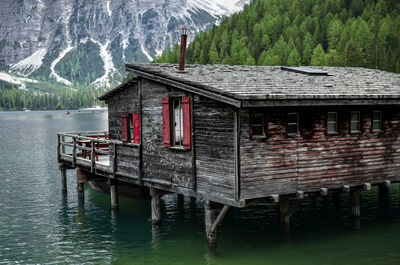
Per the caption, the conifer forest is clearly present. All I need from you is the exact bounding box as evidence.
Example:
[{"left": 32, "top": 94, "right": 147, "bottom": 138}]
[{"left": 155, "top": 0, "right": 400, "bottom": 74}]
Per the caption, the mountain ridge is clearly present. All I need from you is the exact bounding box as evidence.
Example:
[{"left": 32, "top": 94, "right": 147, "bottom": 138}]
[{"left": 0, "top": 0, "right": 250, "bottom": 87}]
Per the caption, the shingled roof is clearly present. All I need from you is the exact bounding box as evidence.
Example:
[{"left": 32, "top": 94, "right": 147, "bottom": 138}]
[{"left": 123, "top": 64, "right": 400, "bottom": 107}]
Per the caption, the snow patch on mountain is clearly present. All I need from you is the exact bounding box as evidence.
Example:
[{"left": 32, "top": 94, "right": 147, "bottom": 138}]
[
  {"left": 10, "top": 48, "right": 47, "bottom": 76},
  {"left": 50, "top": 47, "right": 74, "bottom": 86},
  {"left": 106, "top": 1, "right": 112, "bottom": 17},
  {"left": 188, "top": 0, "right": 250, "bottom": 17},
  {"left": 90, "top": 39, "right": 116, "bottom": 87},
  {"left": 0, "top": 72, "right": 38, "bottom": 89}
]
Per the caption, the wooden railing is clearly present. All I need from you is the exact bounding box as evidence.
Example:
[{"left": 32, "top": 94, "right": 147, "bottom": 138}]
[
  {"left": 57, "top": 131, "right": 112, "bottom": 173},
  {"left": 57, "top": 131, "right": 140, "bottom": 176}
]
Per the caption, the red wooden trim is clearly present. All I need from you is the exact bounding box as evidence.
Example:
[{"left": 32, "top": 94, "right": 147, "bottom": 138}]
[
  {"left": 182, "top": 96, "right": 191, "bottom": 149},
  {"left": 133, "top": 113, "right": 140, "bottom": 144},
  {"left": 121, "top": 113, "right": 128, "bottom": 142},
  {"left": 162, "top": 97, "right": 170, "bottom": 147}
]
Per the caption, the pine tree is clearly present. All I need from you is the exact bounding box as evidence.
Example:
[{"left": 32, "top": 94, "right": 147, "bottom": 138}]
[{"left": 310, "top": 44, "right": 327, "bottom": 65}]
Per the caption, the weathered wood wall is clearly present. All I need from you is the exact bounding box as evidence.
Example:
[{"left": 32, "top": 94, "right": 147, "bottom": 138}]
[
  {"left": 106, "top": 84, "right": 139, "bottom": 140},
  {"left": 141, "top": 79, "right": 194, "bottom": 189},
  {"left": 105, "top": 78, "right": 238, "bottom": 201},
  {"left": 240, "top": 106, "right": 400, "bottom": 200},
  {"left": 194, "top": 96, "right": 236, "bottom": 200}
]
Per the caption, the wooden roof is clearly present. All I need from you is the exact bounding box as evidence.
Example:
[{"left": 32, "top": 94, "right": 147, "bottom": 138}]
[{"left": 123, "top": 64, "right": 400, "bottom": 107}]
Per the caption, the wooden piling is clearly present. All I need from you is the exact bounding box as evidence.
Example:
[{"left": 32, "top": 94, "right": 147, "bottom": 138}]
[
  {"left": 177, "top": 193, "right": 184, "bottom": 208},
  {"left": 77, "top": 182, "right": 84, "bottom": 198},
  {"left": 59, "top": 164, "right": 67, "bottom": 193},
  {"left": 350, "top": 189, "right": 360, "bottom": 218},
  {"left": 110, "top": 179, "right": 119, "bottom": 210},
  {"left": 150, "top": 188, "right": 162, "bottom": 225},
  {"left": 204, "top": 200, "right": 217, "bottom": 249},
  {"left": 280, "top": 197, "right": 290, "bottom": 225}
]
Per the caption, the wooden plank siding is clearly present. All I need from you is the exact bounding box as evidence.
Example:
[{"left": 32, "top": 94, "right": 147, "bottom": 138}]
[
  {"left": 140, "top": 79, "right": 194, "bottom": 189},
  {"left": 194, "top": 96, "right": 236, "bottom": 200},
  {"left": 106, "top": 83, "right": 140, "bottom": 140},
  {"left": 103, "top": 78, "right": 238, "bottom": 201},
  {"left": 240, "top": 106, "right": 400, "bottom": 200}
]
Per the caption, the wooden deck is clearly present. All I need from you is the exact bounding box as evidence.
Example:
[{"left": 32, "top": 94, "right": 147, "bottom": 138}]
[
  {"left": 57, "top": 131, "right": 143, "bottom": 181},
  {"left": 57, "top": 131, "right": 112, "bottom": 175}
]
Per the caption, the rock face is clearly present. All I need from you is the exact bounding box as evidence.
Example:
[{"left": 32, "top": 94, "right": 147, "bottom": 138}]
[{"left": 0, "top": 0, "right": 249, "bottom": 86}]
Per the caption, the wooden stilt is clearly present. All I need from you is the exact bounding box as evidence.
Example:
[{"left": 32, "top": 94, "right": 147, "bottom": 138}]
[
  {"left": 280, "top": 197, "right": 290, "bottom": 225},
  {"left": 350, "top": 189, "right": 360, "bottom": 218},
  {"left": 76, "top": 169, "right": 88, "bottom": 198},
  {"left": 110, "top": 179, "right": 119, "bottom": 210},
  {"left": 205, "top": 200, "right": 217, "bottom": 249},
  {"left": 150, "top": 188, "right": 162, "bottom": 225},
  {"left": 59, "top": 164, "right": 67, "bottom": 193},
  {"left": 77, "top": 182, "right": 84, "bottom": 198},
  {"left": 379, "top": 180, "right": 390, "bottom": 195},
  {"left": 177, "top": 193, "right": 184, "bottom": 207}
]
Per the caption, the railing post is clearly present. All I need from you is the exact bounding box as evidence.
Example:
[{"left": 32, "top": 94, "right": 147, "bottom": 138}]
[
  {"left": 72, "top": 137, "right": 77, "bottom": 167},
  {"left": 91, "top": 139, "right": 95, "bottom": 173},
  {"left": 61, "top": 135, "right": 66, "bottom": 154},
  {"left": 57, "top": 134, "right": 61, "bottom": 161}
]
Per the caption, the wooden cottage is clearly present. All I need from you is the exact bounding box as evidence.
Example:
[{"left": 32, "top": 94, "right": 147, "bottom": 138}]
[{"left": 58, "top": 63, "right": 400, "bottom": 247}]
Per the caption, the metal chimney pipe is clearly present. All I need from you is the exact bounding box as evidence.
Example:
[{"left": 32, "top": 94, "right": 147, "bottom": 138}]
[{"left": 179, "top": 26, "right": 188, "bottom": 71}]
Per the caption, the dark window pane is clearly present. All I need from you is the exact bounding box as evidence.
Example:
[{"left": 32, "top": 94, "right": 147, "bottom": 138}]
[
  {"left": 351, "top": 121, "right": 360, "bottom": 131},
  {"left": 287, "top": 124, "right": 298, "bottom": 134},
  {"left": 287, "top": 113, "right": 298, "bottom": 123},
  {"left": 373, "top": 121, "right": 381, "bottom": 130},
  {"left": 373, "top": 111, "right": 381, "bottom": 121},
  {"left": 252, "top": 115, "right": 264, "bottom": 125},
  {"left": 351, "top": 112, "right": 360, "bottom": 122},
  {"left": 327, "top": 122, "right": 337, "bottom": 132},
  {"left": 327, "top": 112, "right": 336, "bottom": 122},
  {"left": 252, "top": 125, "right": 264, "bottom": 136}
]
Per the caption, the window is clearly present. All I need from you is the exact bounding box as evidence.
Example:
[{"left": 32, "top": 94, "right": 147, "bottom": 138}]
[
  {"left": 327, "top": 112, "right": 338, "bottom": 134},
  {"left": 372, "top": 111, "right": 382, "bottom": 131},
  {"left": 350, "top": 111, "right": 361, "bottom": 133},
  {"left": 251, "top": 113, "right": 266, "bottom": 138},
  {"left": 162, "top": 96, "right": 191, "bottom": 149},
  {"left": 121, "top": 113, "right": 140, "bottom": 143},
  {"left": 287, "top": 112, "right": 299, "bottom": 136},
  {"left": 172, "top": 98, "right": 184, "bottom": 146}
]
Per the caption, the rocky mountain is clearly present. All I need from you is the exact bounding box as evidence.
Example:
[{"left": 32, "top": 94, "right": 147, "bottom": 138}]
[{"left": 0, "top": 0, "right": 249, "bottom": 87}]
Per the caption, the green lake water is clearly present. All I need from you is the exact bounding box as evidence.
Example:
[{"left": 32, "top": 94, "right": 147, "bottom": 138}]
[{"left": 1, "top": 111, "right": 400, "bottom": 264}]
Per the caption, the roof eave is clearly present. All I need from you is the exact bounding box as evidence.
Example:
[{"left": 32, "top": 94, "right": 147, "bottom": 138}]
[
  {"left": 242, "top": 98, "right": 400, "bottom": 107},
  {"left": 98, "top": 78, "right": 138, "bottom": 101}
]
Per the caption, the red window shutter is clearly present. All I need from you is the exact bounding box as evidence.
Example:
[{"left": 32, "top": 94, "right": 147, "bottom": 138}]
[
  {"left": 133, "top": 113, "right": 140, "bottom": 144},
  {"left": 121, "top": 113, "right": 128, "bottom": 142},
  {"left": 182, "top": 96, "right": 191, "bottom": 149},
  {"left": 162, "top": 97, "right": 170, "bottom": 147}
]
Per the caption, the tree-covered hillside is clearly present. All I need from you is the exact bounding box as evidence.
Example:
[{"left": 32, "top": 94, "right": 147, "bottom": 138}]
[
  {"left": 154, "top": 0, "right": 400, "bottom": 73},
  {"left": 0, "top": 80, "right": 106, "bottom": 111}
]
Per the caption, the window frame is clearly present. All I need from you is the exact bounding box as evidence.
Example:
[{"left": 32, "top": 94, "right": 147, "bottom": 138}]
[
  {"left": 171, "top": 97, "right": 184, "bottom": 148},
  {"left": 350, "top": 111, "right": 361, "bottom": 134},
  {"left": 287, "top": 112, "right": 299, "bottom": 137},
  {"left": 250, "top": 113, "right": 266, "bottom": 139},
  {"left": 372, "top": 111, "right": 382, "bottom": 132},
  {"left": 327, "top": 112, "right": 338, "bottom": 135},
  {"left": 162, "top": 96, "right": 191, "bottom": 150},
  {"left": 128, "top": 113, "right": 134, "bottom": 142}
]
